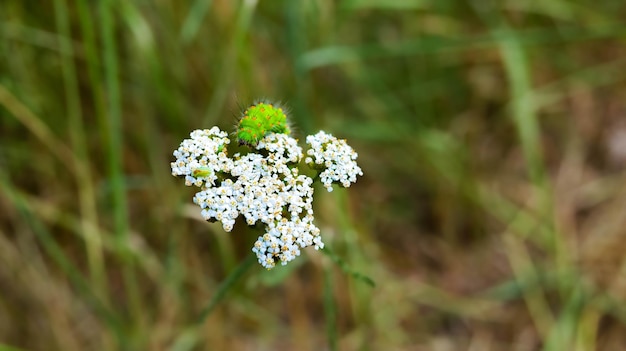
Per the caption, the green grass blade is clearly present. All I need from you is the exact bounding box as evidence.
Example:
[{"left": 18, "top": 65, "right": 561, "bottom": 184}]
[
  {"left": 180, "top": 0, "right": 213, "bottom": 44},
  {"left": 497, "top": 27, "right": 544, "bottom": 185},
  {"left": 99, "top": 0, "right": 142, "bottom": 342},
  {"left": 195, "top": 252, "right": 256, "bottom": 324},
  {"left": 53, "top": 0, "right": 107, "bottom": 302},
  {"left": 543, "top": 285, "right": 585, "bottom": 351},
  {"left": 324, "top": 266, "right": 338, "bottom": 351},
  {"left": 100, "top": 0, "right": 127, "bottom": 247}
]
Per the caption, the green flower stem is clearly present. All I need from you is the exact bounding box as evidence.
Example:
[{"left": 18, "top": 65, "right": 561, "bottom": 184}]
[{"left": 170, "top": 252, "right": 255, "bottom": 351}]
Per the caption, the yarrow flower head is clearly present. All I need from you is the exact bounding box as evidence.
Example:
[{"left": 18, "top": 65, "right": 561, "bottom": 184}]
[
  {"left": 170, "top": 127, "right": 232, "bottom": 188},
  {"left": 171, "top": 101, "right": 363, "bottom": 269},
  {"left": 305, "top": 131, "right": 363, "bottom": 192}
]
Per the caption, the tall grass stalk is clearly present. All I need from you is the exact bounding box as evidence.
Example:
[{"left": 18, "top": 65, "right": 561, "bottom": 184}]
[
  {"left": 98, "top": 0, "right": 142, "bottom": 345},
  {"left": 180, "top": 0, "right": 214, "bottom": 44},
  {"left": 324, "top": 266, "right": 338, "bottom": 351},
  {"left": 53, "top": 0, "right": 107, "bottom": 304}
]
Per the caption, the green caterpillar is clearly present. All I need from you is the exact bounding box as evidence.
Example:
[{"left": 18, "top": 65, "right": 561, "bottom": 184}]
[{"left": 237, "top": 102, "right": 291, "bottom": 146}]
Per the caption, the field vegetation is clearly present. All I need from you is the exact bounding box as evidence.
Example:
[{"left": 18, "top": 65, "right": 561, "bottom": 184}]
[{"left": 2, "top": 1, "right": 626, "bottom": 350}]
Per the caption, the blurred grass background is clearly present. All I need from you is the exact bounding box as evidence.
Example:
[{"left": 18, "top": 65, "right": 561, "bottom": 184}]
[{"left": 2, "top": 0, "right": 626, "bottom": 350}]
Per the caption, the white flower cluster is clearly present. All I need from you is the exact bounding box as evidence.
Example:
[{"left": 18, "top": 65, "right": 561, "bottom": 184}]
[
  {"left": 171, "top": 128, "right": 362, "bottom": 269},
  {"left": 305, "top": 131, "right": 363, "bottom": 192},
  {"left": 170, "top": 127, "right": 232, "bottom": 187}
]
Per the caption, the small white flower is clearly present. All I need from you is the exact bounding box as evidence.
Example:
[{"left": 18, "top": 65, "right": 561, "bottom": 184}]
[
  {"left": 305, "top": 131, "right": 363, "bottom": 192},
  {"left": 170, "top": 127, "right": 232, "bottom": 188},
  {"left": 256, "top": 133, "right": 303, "bottom": 164},
  {"left": 251, "top": 213, "right": 322, "bottom": 269}
]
